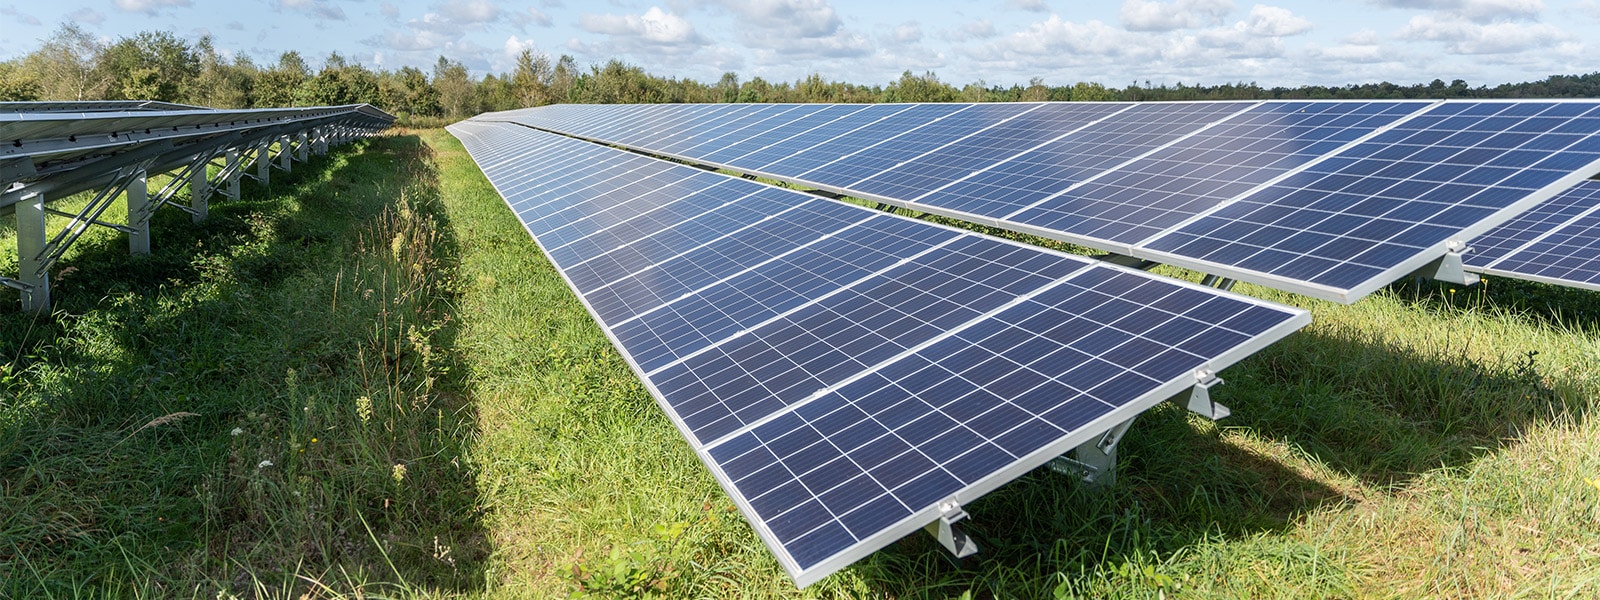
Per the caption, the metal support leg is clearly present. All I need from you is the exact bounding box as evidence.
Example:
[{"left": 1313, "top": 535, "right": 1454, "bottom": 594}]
[
  {"left": 256, "top": 140, "right": 271, "bottom": 187},
  {"left": 1048, "top": 418, "right": 1137, "bottom": 488},
  {"left": 315, "top": 128, "right": 328, "bottom": 154},
  {"left": 278, "top": 136, "right": 292, "bottom": 172},
  {"left": 1411, "top": 240, "right": 1480, "bottom": 286},
  {"left": 189, "top": 158, "right": 209, "bottom": 223},
  {"left": 16, "top": 193, "right": 49, "bottom": 312},
  {"left": 922, "top": 500, "right": 978, "bottom": 559},
  {"left": 127, "top": 170, "right": 150, "bottom": 255},
  {"left": 225, "top": 150, "right": 241, "bottom": 200},
  {"left": 296, "top": 131, "right": 309, "bottom": 162}
]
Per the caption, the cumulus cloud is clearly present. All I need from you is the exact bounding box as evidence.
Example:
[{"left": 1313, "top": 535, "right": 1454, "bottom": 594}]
[
  {"left": 579, "top": 6, "right": 707, "bottom": 51},
  {"left": 1400, "top": 12, "right": 1563, "bottom": 53},
  {"left": 716, "top": 0, "right": 843, "bottom": 38},
  {"left": 1119, "top": 0, "right": 1234, "bottom": 31},
  {"left": 1240, "top": 4, "right": 1311, "bottom": 36},
  {"left": 1371, "top": 0, "right": 1543, "bottom": 22},
  {"left": 113, "top": 0, "right": 190, "bottom": 15},
  {"left": 437, "top": 0, "right": 499, "bottom": 23},
  {"left": 511, "top": 7, "right": 554, "bottom": 28},
  {"left": 893, "top": 22, "right": 923, "bottom": 43},
  {"left": 959, "top": 19, "right": 999, "bottom": 39},
  {"left": 2, "top": 4, "right": 42, "bottom": 25},
  {"left": 278, "top": 0, "right": 346, "bottom": 21}
]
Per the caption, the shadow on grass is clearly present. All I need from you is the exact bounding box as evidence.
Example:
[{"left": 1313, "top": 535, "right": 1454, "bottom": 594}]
[
  {"left": 0, "top": 134, "right": 491, "bottom": 597},
  {"left": 843, "top": 284, "right": 1592, "bottom": 597}
]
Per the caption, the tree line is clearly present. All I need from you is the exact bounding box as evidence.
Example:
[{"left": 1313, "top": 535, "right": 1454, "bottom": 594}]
[{"left": 6, "top": 24, "right": 1600, "bottom": 121}]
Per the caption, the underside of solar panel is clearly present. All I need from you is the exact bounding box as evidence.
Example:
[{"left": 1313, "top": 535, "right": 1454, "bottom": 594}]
[
  {"left": 447, "top": 120, "right": 1310, "bottom": 586},
  {"left": 481, "top": 99, "right": 1600, "bottom": 303}
]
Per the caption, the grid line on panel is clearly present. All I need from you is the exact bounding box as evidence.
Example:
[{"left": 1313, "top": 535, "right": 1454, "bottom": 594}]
[
  {"left": 1140, "top": 100, "right": 1600, "bottom": 295},
  {"left": 1467, "top": 179, "right": 1600, "bottom": 269},
  {"left": 1009, "top": 101, "right": 1433, "bottom": 245},
  {"left": 732, "top": 105, "right": 920, "bottom": 172},
  {"left": 796, "top": 103, "right": 1042, "bottom": 189}
]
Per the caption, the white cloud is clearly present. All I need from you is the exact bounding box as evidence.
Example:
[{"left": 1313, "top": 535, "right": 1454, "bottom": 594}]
[
  {"left": 579, "top": 7, "right": 707, "bottom": 50},
  {"left": 511, "top": 7, "right": 554, "bottom": 28},
  {"left": 894, "top": 22, "right": 923, "bottom": 43},
  {"left": 113, "top": 0, "right": 190, "bottom": 15},
  {"left": 1009, "top": 0, "right": 1049, "bottom": 12},
  {"left": 1119, "top": 0, "right": 1234, "bottom": 31},
  {"left": 1400, "top": 12, "right": 1564, "bottom": 53},
  {"left": 381, "top": 2, "right": 400, "bottom": 20},
  {"left": 1240, "top": 5, "right": 1311, "bottom": 36},
  {"left": 1371, "top": 0, "right": 1543, "bottom": 22},
  {"left": 960, "top": 19, "right": 999, "bottom": 39},
  {"left": 278, "top": 0, "right": 346, "bottom": 21},
  {"left": 3, "top": 4, "right": 42, "bottom": 25},
  {"left": 504, "top": 35, "right": 540, "bottom": 58},
  {"left": 437, "top": 0, "right": 499, "bottom": 24},
  {"left": 716, "top": 0, "right": 842, "bottom": 37}
]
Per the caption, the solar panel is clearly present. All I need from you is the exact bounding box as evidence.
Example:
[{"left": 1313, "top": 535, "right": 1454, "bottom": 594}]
[
  {"left": 447, "top": 119, "right": 1309, "bottom": 587},
  {"left": 1464, "top": 179, "right": 1600, "bottom": 291},
  {"left": 1142, "top": 100, "right": 1600, "bottom": 300},
  {"left": 491, "top": 100, "right": 1600, "bottom": 303}
]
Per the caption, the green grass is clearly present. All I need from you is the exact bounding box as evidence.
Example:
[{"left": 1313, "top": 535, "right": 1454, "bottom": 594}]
[{"left": 4, "top": 129, "right": 1599, "bottom": 598}]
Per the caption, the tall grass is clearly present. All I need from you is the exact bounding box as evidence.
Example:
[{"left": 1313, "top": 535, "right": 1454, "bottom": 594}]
[
  {"left": 1, "top": 131, "right": 484, "bottom": 597},
  {"left": 4, "top": 130, "right": 1597, "bottom": 599}
]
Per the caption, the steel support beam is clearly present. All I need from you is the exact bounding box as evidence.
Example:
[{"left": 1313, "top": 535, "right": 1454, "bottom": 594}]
[
  {"left": 127, "top": 170, "right": 150, "bottom": 255},
  {"left": 278, "top": 135, "right": 292, "bottom": 172},
  {"left": 224, "top": 150, "right": 241, "bottom": 200},
  {"left": 189, "top": 155, "right": 209, "bottom": 223},
  {"left": 16, "top": 193, "right": 49, "bottom": 312},
  {"left": 296, "top": 130, "right": 309, "bottom": 162},
  {"left": 256, "top": 139, "right": 270, "bottom": 187}
]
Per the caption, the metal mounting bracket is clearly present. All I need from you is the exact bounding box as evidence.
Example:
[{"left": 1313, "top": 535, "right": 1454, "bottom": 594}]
[
  {"left": 1411, "top": 239, "right": 1480, "bottom": 286},
  {"left": 922, "top": 500, "right": 979, "bottom": 559},
  {"left": 1181, "top": 369, "right": 1229, "bottom": 420},
  {"left": 1095, "top": 253, "right": 1159, "bottom": 270},
  {"left": 1047, "top": 417, "right": 1137, "bottom": 488}
]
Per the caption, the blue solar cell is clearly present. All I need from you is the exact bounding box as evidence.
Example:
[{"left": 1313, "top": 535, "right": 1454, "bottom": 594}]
[
  {"left": 1143, "top": 101, "right": 1600, "bottom": 298},
  {"left": 1465, "top": 179, "right": 1600, "bottom": 291},
  {"left": 1006, "top": 101, "right": 1429, "bottom": 244},
  {"left": 450, "top": 116, "right": 1309, "bottom": 588},
  {"left": 799, "top": 103, "right": 1039, "bottom": 190},
  {"left": 842, "top": 103, "right": 1131, "bottom": 201},
  {"left": 914, "top": 101, "right": 1257, "bottom": 220}
]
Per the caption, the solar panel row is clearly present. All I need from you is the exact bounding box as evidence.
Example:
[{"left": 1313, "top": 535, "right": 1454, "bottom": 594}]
[
  {"left": 447, "top": 119, "right": 1309, "bottom": 587},
  {"left": 1465, "top": 179, "right": 1600, "bottom": 291},
  {"left": 486, "top": 100, "right": 1600, "bottom": 303}
]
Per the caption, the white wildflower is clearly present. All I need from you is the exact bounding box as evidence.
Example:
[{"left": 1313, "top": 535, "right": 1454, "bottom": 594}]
[
  {"left": 257, "top": 460, "right": 274, "bottom": 469},
  {"left": 231, "top": 427, "right": 243, "bottom": 436}
]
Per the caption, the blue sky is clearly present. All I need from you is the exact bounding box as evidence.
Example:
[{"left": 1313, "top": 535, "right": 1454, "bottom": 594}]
[{"left": 3, "top": 0, "right": 1599, "bottom": 88}]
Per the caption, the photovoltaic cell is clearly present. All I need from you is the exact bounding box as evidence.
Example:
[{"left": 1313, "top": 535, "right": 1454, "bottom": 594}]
[
  {"left": 486, "top": 99, "right": 1600, "bottom": 302},
  {"left": 912, "top": 101, "right": 1258, "bottom": 220},
  {"left": 1465, "top": 179, "right": 1600, "bottom": 291},
  {"left": 447, "top": 118, "right": 1308, "bottom": 587},
  {"left": 1143, "top": 101, "right": 1600, "bottom": 299},
  {"left": 1006, "top": 101, "right": 1430, "bottom": 245}
]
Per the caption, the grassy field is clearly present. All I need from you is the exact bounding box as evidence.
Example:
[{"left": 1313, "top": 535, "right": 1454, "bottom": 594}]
[{"left": 2, "top": 129, "right": 1598, "bottom": 598}]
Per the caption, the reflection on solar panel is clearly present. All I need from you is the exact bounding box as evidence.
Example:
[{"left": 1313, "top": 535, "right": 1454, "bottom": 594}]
[
  {"left": 447, "top": 119, "right": 1309, "bottom": 587},
  {"left": 485, "top": 100, "right": 1600, "bottom": 303},
  {"left": 1465, "top": 179, "right": 1600, "bottom": 291}
]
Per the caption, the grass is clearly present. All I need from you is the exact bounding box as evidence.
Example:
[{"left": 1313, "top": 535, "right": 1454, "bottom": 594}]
[{"left": 3, "top": 128, "right": 1598, "bottom": 598}]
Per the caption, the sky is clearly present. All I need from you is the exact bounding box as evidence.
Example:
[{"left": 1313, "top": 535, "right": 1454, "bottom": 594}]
[{"left": 3, "top": 0, "right": 1600, "bottom": 89}]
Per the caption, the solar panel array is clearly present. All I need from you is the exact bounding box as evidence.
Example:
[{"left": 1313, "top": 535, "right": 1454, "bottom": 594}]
[
  {"left": 1465, "top": 179, "right": 1600, "bottom": 291},
  {"left": 484, "top": 100, "right": 1600, "bottom": 303},
  {"left": 447, "top": 119, "right": 1309, "bottom": 587}
]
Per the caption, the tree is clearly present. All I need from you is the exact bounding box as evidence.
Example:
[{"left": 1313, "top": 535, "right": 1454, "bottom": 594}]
[
  {"left": 255, "top": 51, "right": 309, "bottom": 107},
  {"left": 99, "top": 30, "right": 201, "bottom": 102},
  {"left": 882, "top": 70, "right": 957, "bottom": 103},
  {"left": 1068, "top": 81, "right": 1117, "bottom": 101},
  {"left": 433, "top": 56, "right": 477, "bottom": 118},
  {"left": 188, "top": 36, "right": 254, "bottom": 108},
  {"left": 0, "top": 61, "right": 42, "bottom": 101},
  {"left": 21, "top": 24, "right": 110, "bottom": 100},
  {"left": 511, "top": 49, "right": 554, "bottom": 107}
]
